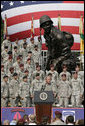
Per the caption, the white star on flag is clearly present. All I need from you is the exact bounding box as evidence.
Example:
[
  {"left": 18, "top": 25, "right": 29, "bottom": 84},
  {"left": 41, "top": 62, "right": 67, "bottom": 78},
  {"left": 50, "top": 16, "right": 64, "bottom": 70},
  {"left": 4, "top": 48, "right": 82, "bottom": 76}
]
[
  {"left": 1, "top": 4, "right": 3, "bottom": 9},
  {"left": 32, "top": 1, "right": 36, "bottom": 2},
  {"left": 9, "top": 1, "right": 14, "bottom": 6},
  {"left": 20, "top": 1, "right": 24, "bottom": 4}
]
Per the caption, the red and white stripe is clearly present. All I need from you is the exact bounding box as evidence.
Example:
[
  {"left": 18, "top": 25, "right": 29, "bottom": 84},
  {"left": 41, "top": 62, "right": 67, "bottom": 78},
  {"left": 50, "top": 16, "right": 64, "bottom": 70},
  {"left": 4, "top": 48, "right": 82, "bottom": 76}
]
[{"left": 1, "top": 1, "right": 84, "bottom": 50}]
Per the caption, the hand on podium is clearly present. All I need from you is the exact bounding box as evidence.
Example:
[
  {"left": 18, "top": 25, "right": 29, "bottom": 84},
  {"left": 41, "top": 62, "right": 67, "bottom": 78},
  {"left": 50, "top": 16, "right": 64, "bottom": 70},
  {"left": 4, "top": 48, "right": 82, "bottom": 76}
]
[
  {"left": 30, "top": 95, "right": 34, "bottom": 98},
  {"left": 53, "top": 92, "right": 57, "bottom": 98},
  {"left": 21, "top": 97, "right": 24, "bottom": 100}
]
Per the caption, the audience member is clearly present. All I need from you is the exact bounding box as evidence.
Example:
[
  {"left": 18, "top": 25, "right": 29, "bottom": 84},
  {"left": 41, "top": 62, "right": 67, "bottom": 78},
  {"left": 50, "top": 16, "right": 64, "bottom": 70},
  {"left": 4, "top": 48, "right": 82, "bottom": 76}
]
[
  {"left": 50, "top": 111, "right": 66, "bottom": 125},
  {"left": 66, "top": 115, "right": 75, "bottom": 125}
]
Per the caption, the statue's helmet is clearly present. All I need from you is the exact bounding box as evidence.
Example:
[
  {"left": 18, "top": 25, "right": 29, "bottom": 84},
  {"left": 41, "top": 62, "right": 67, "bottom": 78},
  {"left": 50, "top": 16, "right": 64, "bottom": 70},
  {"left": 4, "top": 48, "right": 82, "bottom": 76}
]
[{"left": 40, "top": 15, "right": 53, "bottom": 28}]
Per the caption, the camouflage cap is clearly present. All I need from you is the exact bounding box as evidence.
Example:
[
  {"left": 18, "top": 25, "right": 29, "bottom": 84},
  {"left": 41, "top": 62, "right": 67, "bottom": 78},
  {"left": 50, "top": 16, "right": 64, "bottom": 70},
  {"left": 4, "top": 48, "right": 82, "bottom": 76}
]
[
  {"left": 3, "top": 75, "right": 8, "bottom": 78},
  {"left": 4, "top": 46, "right": 8, "bottom": 49},
  {"left": 8, "top": 56, "right": 12, "bottom": 59},
  {"left": 9, "top": 67, "right": 14, "bottom": 71},
  {"left": 13, "top": 73, "right": 18, "bottom": 76},
  {"left": 61, "top": 73, "right": 66, "bottom": 77},
  {"left": 27, "top": 58, "right": 31, "bottom": 61},
  {"left": 36, "top": 73, "right": 40, "bottom": 77},
  {"left": 71, "top": 71, "right": 78, "bottom": 74},
  {"left": 23, "top": 76, "right": 27, "bottom": 79},
  {"left": 28, "top": 51, "right": 32, "bottom": 54},
  {"left": 1, "top": 65, "right": 4, "bottom": 68},
  {"left": 14, "top": 46, "right": 17, "bottom": 49},
  {"left": 19, "top": 64, "right": 24, "bottom": 67},
  {"left": 8, "top": 51, "right": 12, "bottom": 54}
]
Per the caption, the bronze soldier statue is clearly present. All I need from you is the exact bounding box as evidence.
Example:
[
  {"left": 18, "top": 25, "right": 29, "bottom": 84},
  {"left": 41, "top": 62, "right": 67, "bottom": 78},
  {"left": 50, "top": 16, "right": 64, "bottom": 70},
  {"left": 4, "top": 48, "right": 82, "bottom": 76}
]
[{"left": 40, "top": 15, "right": 78, "bottom": 73}]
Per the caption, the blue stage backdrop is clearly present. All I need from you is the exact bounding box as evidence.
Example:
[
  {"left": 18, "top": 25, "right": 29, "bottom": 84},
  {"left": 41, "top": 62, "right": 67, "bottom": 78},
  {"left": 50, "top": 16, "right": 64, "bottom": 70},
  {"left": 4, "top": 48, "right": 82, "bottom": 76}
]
[
  {"left": 1, "top": 107, "right": 34, "bottom": 123},
  {"left": 52, "top": 108, "right": 84, "bottom": 122},
  {"left": 1, "top": 107, "right": 84, "bottom": 123}
]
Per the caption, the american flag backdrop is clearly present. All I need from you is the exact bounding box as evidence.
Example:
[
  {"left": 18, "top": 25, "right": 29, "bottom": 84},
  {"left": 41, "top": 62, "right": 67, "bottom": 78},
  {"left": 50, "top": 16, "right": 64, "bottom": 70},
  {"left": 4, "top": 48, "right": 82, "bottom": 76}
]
[{"left": 1, "top": 1, "right": 84, "bottom": 50}]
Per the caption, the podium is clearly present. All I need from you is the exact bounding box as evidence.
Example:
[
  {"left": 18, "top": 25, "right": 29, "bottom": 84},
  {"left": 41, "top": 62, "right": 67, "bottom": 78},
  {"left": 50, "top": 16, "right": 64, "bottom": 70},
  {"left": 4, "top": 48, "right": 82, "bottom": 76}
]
[{"left": 34, "top": 91, "right": 54, "bottom": 124}]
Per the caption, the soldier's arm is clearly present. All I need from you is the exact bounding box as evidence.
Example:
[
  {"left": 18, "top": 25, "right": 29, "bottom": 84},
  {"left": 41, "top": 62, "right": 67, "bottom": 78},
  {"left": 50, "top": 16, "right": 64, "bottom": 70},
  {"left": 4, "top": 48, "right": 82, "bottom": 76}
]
[
  {"left": 79, "top": 79, "right": 84, "bottom": 95},
  {"left": 37, "top": 40, "right": 42, "bottom": 51},
  {"left": 30, "top": 82, "right": 34, "bottom": 97},
  {"left": 46, "top": 70, "right": 49, "bottom": 76},
  {"left": 9, "top": 84, "right": 14, "bottom": 98},
  {"left": 52, "top": 84, "right": 57, "bottom": 97},
  {"left": 3, "top": 88, "right": 8, "bottom": 98},
  {"left": 56, "top": 80, "right": 60, "bottom": 87},
  {"left": 1, "top": 42, "right": 4, "bottom": 51},
  {"left": 13, "top": 63, "right": 16, "bottom": 72},
  {"left": 42, "top": 71, "right": 45, "bottom": 79},
  {"left": 27, "top": 43, "right": 30, "bottom": 50},
  {"left": 5, "top": 62, "right": 9, "bottom": 73},
  {"left": 55, "top": 72, "right": 59, "bottom": 82},
  {"left": 41, "top": 82, "right": 46, "bottom": 91},
  {"left": 68, "top": 72, "right": 71, "bottom": 81},
  {"left": 32, "top": 72, "right": 35, "bottom": 80},
  {"left": 59, "top": 73, "right": 62, "bottom": 80},
  {"left": 68, "top": 82, "right": 72, "bottom": 97},
  {"left": 1, "top": 83, "right": 5, "bottom": 98},
  {"left": 1, "top": 84, "right": 4, "bottom": 98},
  {"left": 26, "top": 86, "right": 30, "bottom": 98}
]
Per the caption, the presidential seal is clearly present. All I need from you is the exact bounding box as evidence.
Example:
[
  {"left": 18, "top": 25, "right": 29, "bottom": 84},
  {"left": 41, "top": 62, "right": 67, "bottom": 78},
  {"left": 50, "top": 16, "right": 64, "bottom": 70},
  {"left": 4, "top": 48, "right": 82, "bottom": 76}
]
[{"left": 40, "top": 92, "right": 48, "bottom": 101}]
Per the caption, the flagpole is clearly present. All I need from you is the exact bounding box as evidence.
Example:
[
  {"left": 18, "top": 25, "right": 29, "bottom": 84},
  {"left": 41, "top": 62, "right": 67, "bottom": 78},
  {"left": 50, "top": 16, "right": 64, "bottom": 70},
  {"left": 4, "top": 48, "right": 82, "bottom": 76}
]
[
  {"left": 80, "top": 45, "right": 82, "bottom": 70},
  {"left": 58, "top": 14, "right": 61, "bottom": 31},
  {"left": 4, "top": 14, "right": 8, "bottom": 40},
  {"left": 40, "top": 28, "right": 42, "bottom": 44},
  {"left": 79, "top": 14, "right": 84, "bottom": 70},
  {"left": 31, "top": 14, "right": 34, "bottom": 39}
]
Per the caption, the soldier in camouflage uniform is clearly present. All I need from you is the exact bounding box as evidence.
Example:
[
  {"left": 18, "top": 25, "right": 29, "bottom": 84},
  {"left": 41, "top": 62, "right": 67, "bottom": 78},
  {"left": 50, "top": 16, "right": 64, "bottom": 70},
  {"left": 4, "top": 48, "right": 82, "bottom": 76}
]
[
  {"left": 59, "top": 65, "right": 71, "bottom": 82},
  {"left": 19, "top": 76, "right": 31, "bottom": 107},
  {"left": 47, "top": 73, "right": 57, "bottom": 87},
  {"left": 5, "top": 56, "right": 13, "bottom": 74},
  {"left": 18, "top": 64, "right": 25, "bottom": 82},
  {"left": 37, "top": 36, "right": 42, "bottom": 50},
  {"left": 27, "top": 38, "right": 35, "bottom": 51},
  {"left": 13, "top": 56, "right": 22, "bottom": 73},
  {"left": 32, "top": 65, "right": 45, "bottom": 82},
  {"left": 57, "top": 73, "right": 71, "bottom": 108},
  {"left": 75, "top": 65, "right": 84, "bottom": 86},
  {"left": 8, "top": 67, "right": 14, "bottom": 83},
  {"left": 9, "top": 73, "right": 20, "bottom": 106},
  {"left": 1, "top": 35, "right": 12, "bottom": 52},
  {"left": 1, "top": 46, "right": 9, "bottom": 64},
  {"left": 30, "top": 73, "right": 43, "bottom": 106},
  {"left": 20, "top": 38, "right": 28, "bottom": 49},
  {"left": 41, "top": 76, "right": 57, "bottom": 99},
  {"left": 1, "top": 75, "right": 9, "bottom": 107},
  {"left": 25, "top": 58, "right": 35, "bottom": 76},
  {"left": 46, "top": 64, "right": 59, "bottom": 84},
  {"left": 71, "top": 71, "right": 84, "bottom": 107},
  {"left": 18, "top": 54, "right": 24, "bottom": 64},
  {"left": 13, "top": 46, "right": 20, "bottom": 63},
  {"left": 1, "top": 65, "right": 6, "bottom": 83},
  {"left": 47, "top": 73, "right": 58, "bottom": 105},
  {"left": 20, "top": 43, "right": 28, "bottom": 62},
  {"left": 25, "top": 51, "right": 35, "bottom": 66},
  {"left": 24, "top": 69, "right": 32, "bottom": 85},
  {"left": 12, "top": 38, "right": 20, "bottom": 52},
  {"left": 32, "top": 45, "right": 41, "bottom": 65}
]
